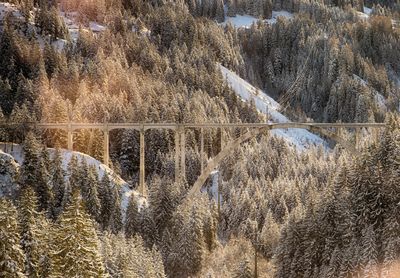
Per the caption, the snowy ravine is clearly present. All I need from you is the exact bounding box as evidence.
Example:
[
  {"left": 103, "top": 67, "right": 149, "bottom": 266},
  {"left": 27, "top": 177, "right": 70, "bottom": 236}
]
[
  {"left": 0, "top": 144, "right": 144, "bottom": 220},
  {"left": 219, "top": 64, "right": 326, "bottom": 150}
]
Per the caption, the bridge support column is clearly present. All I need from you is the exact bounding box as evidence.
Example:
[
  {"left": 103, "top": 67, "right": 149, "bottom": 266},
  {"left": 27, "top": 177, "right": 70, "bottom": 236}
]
[
  {"left": 355, "top": 128, "right": 360, "bottom": 150},
  {"left": 175, "top": 129, "right": 180, "bottom": 183},
  {"left": 200, "top": 128, "right": 204, "bottom": 174},
  {"left": 67, "top": 126, "right": 73, "bottom": 151},
  {"left": 103, "top": 128, "right": 109, "bottom": 167},
  {"left": 139, "top": 128, "right": 147, "bottom": 196},
  {"left": 220, "top": 127, "right": 224, "bottom": 151},
  {"left": 180, "top": 127, "right": 186, "bottom": 182}
]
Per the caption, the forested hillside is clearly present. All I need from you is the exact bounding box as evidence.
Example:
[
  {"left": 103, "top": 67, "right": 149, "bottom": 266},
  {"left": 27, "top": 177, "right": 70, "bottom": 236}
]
[{"left": 0, "top": 0, "right": 399, "bottom": 277}]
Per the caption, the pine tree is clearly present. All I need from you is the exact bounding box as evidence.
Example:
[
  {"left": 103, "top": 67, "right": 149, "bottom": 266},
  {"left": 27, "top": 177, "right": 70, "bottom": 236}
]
[
  {"left": 17, "top": 188, "right": 49, "bottom": 278},
  {"left": 140, "top": 206, "right": 157, "bottom": 248},
  {"left": 20, "top": 132, "right": 41, "bottom": 190},
  {"left": 83, "top": 165, "right": 101, "bottom": 221},
  {"left": 125, "top": 194, "right": 140, "bottom": 238},
  {"left": 51, "top": 191, "right": 105, "bottom": 277},
  {"left": 36, "top": 157, "right": 52, "bottom": 212},
  {"left": 177, "top": 204, "right": 205, "bottom": 276},
  {"left": 50, "top": 148, "right": 65, "bottom": 219},
  {"left": 110, "top": 184, "right": 123, "bottom": 234},
  {"left": 0, "top": 198, "right": 26, "bottom": 277},
  {"left": 98, "top": 173, "right": 113, "bottom": 230},
  {"left": 233, "top": 258, "right": 253, "bottom": 278},
  {"left": 67, "top": 154, "right": 80, "bottom": 192}
]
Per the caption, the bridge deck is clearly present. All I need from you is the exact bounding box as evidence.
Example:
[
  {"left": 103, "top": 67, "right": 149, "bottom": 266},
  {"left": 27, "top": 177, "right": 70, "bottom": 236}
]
[{"left": 0, "top": 122, "right": 388, "bottom": 130}]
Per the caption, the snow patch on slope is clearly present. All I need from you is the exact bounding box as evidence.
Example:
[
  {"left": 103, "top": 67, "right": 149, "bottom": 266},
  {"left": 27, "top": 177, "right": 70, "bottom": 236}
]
[
  {"left": 201, "top": 170, "right": 220, "bottom": 203},
  {"left": 222, "top": 10, "right": 293, "bottom": 28},
  {"left": 219, "top": 64, "right": 326, "bottom": 150},
  {"left": 0, "top": 143, "right": 144, "bottom": 220}
]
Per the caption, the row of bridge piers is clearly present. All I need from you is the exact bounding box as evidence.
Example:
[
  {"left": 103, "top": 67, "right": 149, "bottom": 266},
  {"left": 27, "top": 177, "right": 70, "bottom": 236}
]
[{"left": 31, "top": 122, "right": 388, "bottom": 197}]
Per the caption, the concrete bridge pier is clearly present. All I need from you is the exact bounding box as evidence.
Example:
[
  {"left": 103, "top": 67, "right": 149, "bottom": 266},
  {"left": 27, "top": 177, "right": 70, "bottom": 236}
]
[
  {"left": 175, "top": 129, "right": 180, "bottom": 183},
  {"left": 180, "top": 127, "right": 186, "bottom": 182},
  {"left": 200, "top": 127, "right": 204, "bottom": 174},
  {"left": 67, "top": 125, "right": 73, "bottom": 151},
  {"left": 103, "top": 128, "right": 109, "bottom": 167},
  {"left": 355, "top": 128, "right": 360, "bottom": 150},
  {"left": 139, "top": 127, "right": 147, "bottom": 196}
]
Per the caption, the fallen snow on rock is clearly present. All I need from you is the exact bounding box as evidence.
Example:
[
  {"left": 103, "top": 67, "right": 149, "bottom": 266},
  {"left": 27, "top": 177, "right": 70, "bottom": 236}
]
[
  {"left": 0, "top": 149, "right": 20, "bottom": 198},
  {"left": 219, "top": 64, "right": 326, "bottom": 150}
]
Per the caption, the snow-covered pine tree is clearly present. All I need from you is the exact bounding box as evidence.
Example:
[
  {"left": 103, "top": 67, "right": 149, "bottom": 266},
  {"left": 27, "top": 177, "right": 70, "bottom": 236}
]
[
  {"left": 67, "top": 154, "right": 80, "bottom": 192},
  {"left": 20, "top": 132, "right": 41, "bottom": 189},
  {"left": 110, "top": 184, "right": 123, "bottom": 234},
  {"left": 51, "top": 190, "right": 105, "bottom": 277},
  {"left": 233, "top": 258, "right": 253, "bottom": 278},
  {"left": 98, "top": 172, "right": 113, "bottom": 230},
  {"left": 17, "top": 187, "right": 50, "bottom": 277},
  {"left": 50, "top": 147, "right": 65, "bottom": 219},
  {"left": 149, "top": 176, "right": 181, "bottom": 237},
  {"left": 84, "top": 165, "right": 101, "bottom": 221},
  {"left": 140, "top": 206, "right": 157, "bottom": 248},
  {"left": 36, "top": 156, "right": 52, "bottom": 212},
  {"left": 0, "top": 198, "right": 26, "bottom": 277},
  {"left": 125, "top": 194, "right": 140, "bottom": 238},
  {"left": 177, "top": 204, "right": 206, "bottom": 276}
]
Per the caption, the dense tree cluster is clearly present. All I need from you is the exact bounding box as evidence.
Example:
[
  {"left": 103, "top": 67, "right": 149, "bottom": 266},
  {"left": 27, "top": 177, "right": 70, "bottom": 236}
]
[
  {"left": 275, "top": 115, "right": 400, "bottom": 277},
  {"left": 0, "top": 0, "right": 399, "bottom": 277},
  {"left": 237, "top": 2, "right": 400, "bottom": 123}
]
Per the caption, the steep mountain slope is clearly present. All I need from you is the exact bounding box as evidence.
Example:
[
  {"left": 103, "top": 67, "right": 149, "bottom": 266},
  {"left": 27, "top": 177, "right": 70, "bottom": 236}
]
[
  {"left": 219, "top": 64, "right": 326, "bottom": 150},
  {"left": 0, "top": 144, "right": 144, "bottom": 218}
]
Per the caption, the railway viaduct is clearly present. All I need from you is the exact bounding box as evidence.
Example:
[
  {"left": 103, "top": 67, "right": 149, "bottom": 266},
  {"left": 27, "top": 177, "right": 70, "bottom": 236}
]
[{"left": 3, "top": 122, "right": 387, "bottom": 197}]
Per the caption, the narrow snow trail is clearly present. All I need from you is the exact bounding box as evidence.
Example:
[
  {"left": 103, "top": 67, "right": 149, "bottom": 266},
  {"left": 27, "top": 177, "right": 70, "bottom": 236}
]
[{"left": 219, "top": 64, "right": 327, "bottom": 150}]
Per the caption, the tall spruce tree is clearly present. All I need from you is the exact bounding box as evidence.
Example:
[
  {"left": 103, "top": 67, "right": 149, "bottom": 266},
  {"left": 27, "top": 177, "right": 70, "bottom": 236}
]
[
  {"left": 20, "top": 132, "right": 41, "bottom": 190},
  {"left": 51, "top": 191, "right": 105, "bottom": 277},
  {"left": 50, "top": 147, "right": 66, "bottom": 219},
  {"left": 0, "top": 198, "right": 26, "bottom": 277},
  {"left": 125, "top": 194, "right": 140, "bottom": 238}
]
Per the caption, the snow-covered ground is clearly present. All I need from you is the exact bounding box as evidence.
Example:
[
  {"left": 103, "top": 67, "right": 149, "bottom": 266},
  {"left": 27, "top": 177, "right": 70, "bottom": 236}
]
[
  {"left": 0, "top": 2, "right": 23, "bottom": 22},
  {"left": 0, "top": 143, "right": 145, "bottom": 220},
  {"left": 59, "top": 11, "right": 107, "bottom": 44},
  {"left": 201, "top": 170, "right": 220, "bottom": 203},
  {"left": 222, "top": 10, "right": 293, "bottom": 28},
  {"left": 357, "top": 6, "right": 373, "bottom": 20},
  {"left": 219, "top": 64, "right": 326, "bottom": 150}
]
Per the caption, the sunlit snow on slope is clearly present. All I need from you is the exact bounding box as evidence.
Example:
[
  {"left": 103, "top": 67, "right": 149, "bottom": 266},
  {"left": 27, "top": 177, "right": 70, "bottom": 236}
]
[
  {"left": 0, "top": 143, "right": 145, "bottom": 220},
  {"left": 364, "top": 6, "right": 372, "bottom": 15},
  {"left": 222, "top": 10, "right": 293, "bottom": 28},
  {"left": 219, "top": 64, "right": 326, "bottom": 150},
  {"left": 357, "top": 6, "right": 372, "bottom": 20}
]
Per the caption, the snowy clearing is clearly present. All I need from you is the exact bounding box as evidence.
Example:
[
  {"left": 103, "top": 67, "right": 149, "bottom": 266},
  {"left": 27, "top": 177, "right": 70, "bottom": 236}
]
[
  {"left": 221, "top": 10, "right": 293, "bottom": 28},
  {"left": 357, "top": 6, "right": 372, "bottom": 20},
  {"left": 219, "top": 64, "right": 326, "bottom": 150}
]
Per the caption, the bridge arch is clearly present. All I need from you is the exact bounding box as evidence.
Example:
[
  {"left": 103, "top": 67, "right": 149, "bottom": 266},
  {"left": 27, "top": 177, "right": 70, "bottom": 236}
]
[{"left": 186, "top": 124, "right": 359, "bottom": 199}]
